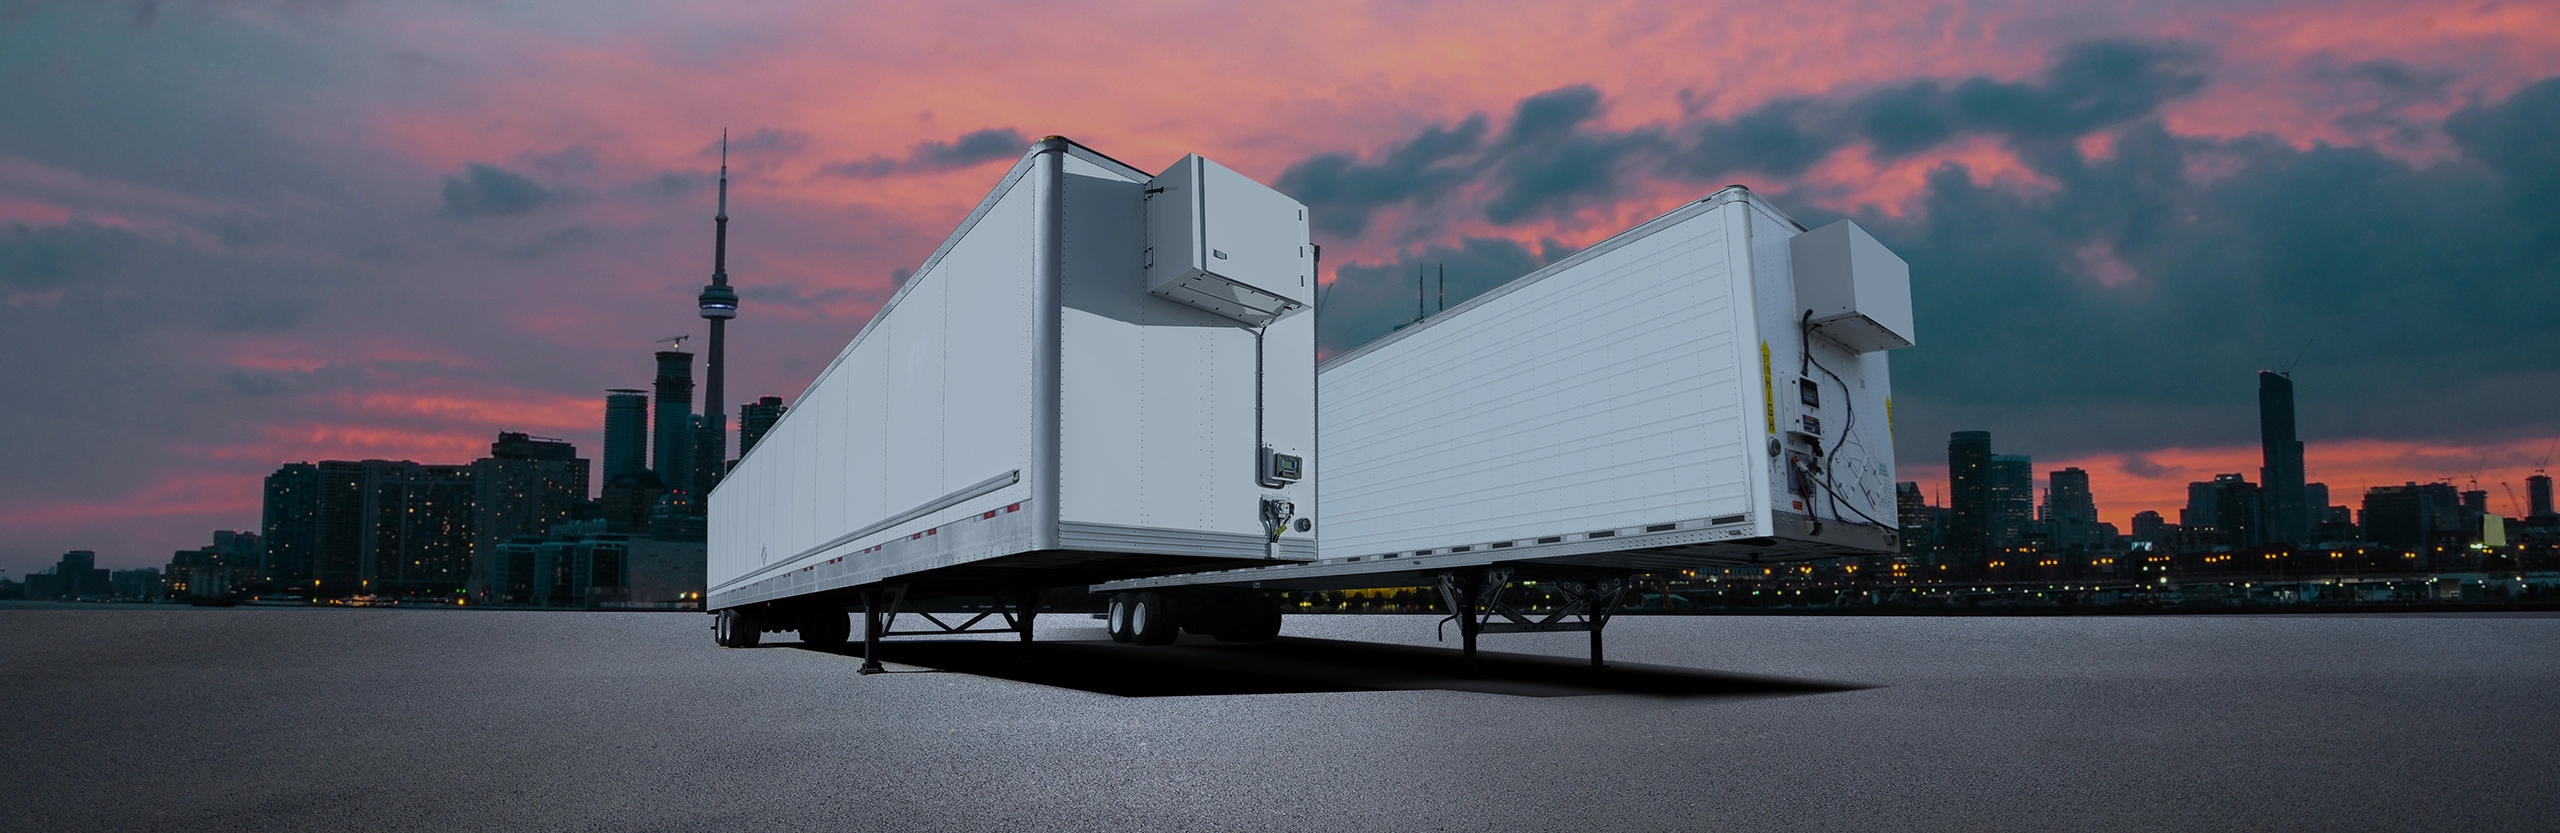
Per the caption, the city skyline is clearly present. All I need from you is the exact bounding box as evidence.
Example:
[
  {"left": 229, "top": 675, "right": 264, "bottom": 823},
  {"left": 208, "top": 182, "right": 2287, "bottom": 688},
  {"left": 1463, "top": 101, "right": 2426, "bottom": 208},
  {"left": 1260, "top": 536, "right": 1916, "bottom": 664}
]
[{"left": 6, "top": 2, "right": 2560, "bottom": 574}]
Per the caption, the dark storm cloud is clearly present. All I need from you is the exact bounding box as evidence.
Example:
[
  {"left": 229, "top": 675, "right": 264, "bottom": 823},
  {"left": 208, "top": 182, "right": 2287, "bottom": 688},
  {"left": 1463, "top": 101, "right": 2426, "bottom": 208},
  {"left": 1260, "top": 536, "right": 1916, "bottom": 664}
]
[
  {"left": 1869, "top": 82, "right": 2560, "bottom": 456},
  {"left": 1274, "top": 115, "right": 1487, "bottom": 239},
  {"left": 2445, "top": 77, "right": 2560, "bottom": 240},
  {"left": 438, "top": 163, "right": 556, "bottom": 218},
  {"left": 1677, "top": 97, "right": 1845, "bottom": 177},
  {"left": 1320, "top": 236, "right": 1555, "bottom": 358},
  {"left": 0, "top": 221, "right": 142, "bottom": 287},
  {"left": 1298, "top": 41, "right": 2560, "bottom": 457},
  {"left": 1483, "top": 86, "right": 1668, "bottom": 224},
  {"left": 1283, "top": 40, "right": 2210, "bottom": 239},
  {"left": 1670, "top": 39, "right": 2208, "bottom": 179},
  {"left": 818, "top": 127, "right": 1031, "bottom": 179}
]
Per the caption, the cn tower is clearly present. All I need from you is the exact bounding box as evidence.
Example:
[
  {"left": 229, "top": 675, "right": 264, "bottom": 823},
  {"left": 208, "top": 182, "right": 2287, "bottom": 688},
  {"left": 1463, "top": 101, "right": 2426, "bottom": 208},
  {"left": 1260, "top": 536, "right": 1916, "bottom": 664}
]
[{"left": 696, "top": 132, "right": 740, "bottom": 493}]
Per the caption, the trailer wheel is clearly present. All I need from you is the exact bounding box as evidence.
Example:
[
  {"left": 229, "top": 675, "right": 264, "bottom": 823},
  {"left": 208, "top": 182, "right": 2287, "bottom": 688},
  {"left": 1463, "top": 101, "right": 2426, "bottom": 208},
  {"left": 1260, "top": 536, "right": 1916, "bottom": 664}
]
[
  {"left": 1211, "top": 596, "right": 1282, "bottom": 643},
  {"left": 716, "top": 608, "right": 761, "bottom": 648},
  {"left": 1130, "top": 591, "right": 1177, "bottom": 646},
  {"left": 800, "top": 608, "right": 851, "bottom": 648},
  {"left": 1106, "top": 595, "right": 1134, "bottom": 643}
]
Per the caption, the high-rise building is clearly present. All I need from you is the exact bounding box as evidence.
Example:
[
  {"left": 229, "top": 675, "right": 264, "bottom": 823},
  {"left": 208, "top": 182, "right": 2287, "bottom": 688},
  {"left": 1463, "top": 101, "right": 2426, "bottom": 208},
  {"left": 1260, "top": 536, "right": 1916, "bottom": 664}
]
[
  {"left": 2130, "top": 510, "right": 2168, "bottom": 543},
  {"left": 2531, "top": 473, "right": 2555, "bottom": 521},
  {"left": 261, "top": 463, "right": 320, "bottom": 586},
  {"left": 2182, "top": 481, "right": 2219, "bottom": 530},
  {"left": 2305, "top": 482, "right": 2330, "bottom": 517},
  {"left": 471, "top": 433, "right": 591, "bottom": 601},
  {"left": 2362, "top": 482, "right": 2462, "bottom": 552},
  {"left": 689, "top": 414, "right": 722, "bottom": 500},
  {"left": 653, "top": 350, "right": 695, "bottom": 493},
  {"left": 362, "top": 462, "right": 478, "bottom": 596},
  {"left": 739, "top": 395, "right": 786, "bottom": 457},
  {"left": 2258, "top": 371, "right": 2308, "bottom": 546},
  {"left": 1988, "top": 454, "right": 2035, "bottom": 549},
  {"left": 2045, "top": 467, "right": 2099, "bottom": 550},
  {"left": 1896, "top": 482, "right": 1942, "bottom": 564},
  {"left": 602, "top": 389, "right": 648, "bottom": 485},
  {"left": 313, "top": 460, "right": 369, "bottom": 595},
  {"left": 1947, "top": 431, "right": 1992, "bottom": 560},
  {"left": 2210, "top": 473, "right": 2265, "bottom": 549}
]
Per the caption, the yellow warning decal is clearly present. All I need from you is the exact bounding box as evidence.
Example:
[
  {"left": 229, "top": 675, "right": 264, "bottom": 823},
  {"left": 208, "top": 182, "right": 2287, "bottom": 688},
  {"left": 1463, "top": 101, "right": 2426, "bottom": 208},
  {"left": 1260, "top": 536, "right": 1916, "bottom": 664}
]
[
  {"left": 1885, "top": 396, "right": 1895, "bottom": 441},
  {"left": 1759, "top": 341, "right": 1775, "bottom": 434}
]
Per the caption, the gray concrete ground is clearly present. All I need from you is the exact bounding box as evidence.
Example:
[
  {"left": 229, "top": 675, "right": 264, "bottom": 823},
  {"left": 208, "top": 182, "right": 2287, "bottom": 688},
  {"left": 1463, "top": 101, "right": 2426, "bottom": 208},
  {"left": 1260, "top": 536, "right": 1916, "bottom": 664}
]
[{"left": 2, "top": 607, "right": 2555, "bottom": 831}]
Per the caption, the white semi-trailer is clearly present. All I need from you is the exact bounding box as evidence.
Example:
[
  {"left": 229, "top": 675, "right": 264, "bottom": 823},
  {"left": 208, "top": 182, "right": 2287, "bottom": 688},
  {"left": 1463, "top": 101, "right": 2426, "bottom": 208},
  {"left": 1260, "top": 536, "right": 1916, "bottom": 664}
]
[
  {"left": 705, "top": 138, "right": 1320, "bottom": 667},
  {"left": 1097, "top": 185, "right": 1915, "bottom": 668}
]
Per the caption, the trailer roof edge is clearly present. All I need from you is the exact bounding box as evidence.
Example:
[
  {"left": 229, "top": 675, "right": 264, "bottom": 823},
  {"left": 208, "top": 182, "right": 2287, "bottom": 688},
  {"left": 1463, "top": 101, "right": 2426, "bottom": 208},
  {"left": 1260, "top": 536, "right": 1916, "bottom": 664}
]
[{"left": 1319, "top": 185, "right": 1802, "bottom": 374}]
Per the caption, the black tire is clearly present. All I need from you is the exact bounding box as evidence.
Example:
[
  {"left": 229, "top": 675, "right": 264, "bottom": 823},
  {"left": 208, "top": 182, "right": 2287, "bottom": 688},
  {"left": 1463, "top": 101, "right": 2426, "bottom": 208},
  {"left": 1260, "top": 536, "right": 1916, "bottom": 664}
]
[
  {"left": 1106, "top": 595, "right": 1134, "bottom": 643},
  {"left": 716, "top": 608, "right": 761, "bottom": 648},
  {"left": 1130, "top": 591, "right": 1177, "bottom": 646},
  {"left": 800, "top": 608, "right": 851, "bottom": 648},
  {"left": 1211, "top": 596, "right": 1283, "bottom": 643}
]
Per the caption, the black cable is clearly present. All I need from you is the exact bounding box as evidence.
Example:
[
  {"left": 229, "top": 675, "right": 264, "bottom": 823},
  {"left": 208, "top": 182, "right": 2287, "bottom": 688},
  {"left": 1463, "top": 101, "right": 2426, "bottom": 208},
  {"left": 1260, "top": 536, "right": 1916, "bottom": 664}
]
[{"left": 1800, "top": 311, "right": 1888, "bottom": 528}]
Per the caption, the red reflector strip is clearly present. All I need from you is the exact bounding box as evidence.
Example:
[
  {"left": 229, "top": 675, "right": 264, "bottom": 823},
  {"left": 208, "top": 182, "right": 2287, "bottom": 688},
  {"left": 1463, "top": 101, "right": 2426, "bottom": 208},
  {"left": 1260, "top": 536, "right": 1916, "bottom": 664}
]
[
  {"left": 982, "top": 510, "right": 996, "bottom": 519},
  {"left": 1007, "top": 503, "right": 1020, "bottom": 512}
]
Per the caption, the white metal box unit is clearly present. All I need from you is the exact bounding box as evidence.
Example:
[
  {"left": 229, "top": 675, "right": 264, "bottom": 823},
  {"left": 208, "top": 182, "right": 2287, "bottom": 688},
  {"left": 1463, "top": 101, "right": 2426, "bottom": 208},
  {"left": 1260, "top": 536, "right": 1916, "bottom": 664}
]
[
  {"left": 704, "top": 138, "right": 1317, "bottom": 612},
  {"left": 1145, "top": 154, "right": 1316, "bottom": 326},
  {"left": 1789, "top": 219, "right": 1914, "bottom": 353},
  {"left": 1311, "top": 186, "right": 1909, "bottom": 574}
]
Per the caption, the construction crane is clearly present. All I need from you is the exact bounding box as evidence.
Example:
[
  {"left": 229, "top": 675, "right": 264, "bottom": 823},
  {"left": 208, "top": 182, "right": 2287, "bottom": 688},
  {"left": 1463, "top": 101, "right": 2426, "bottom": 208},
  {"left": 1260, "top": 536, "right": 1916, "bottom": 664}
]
[
  {"left": 2504, "top": 482, "right": 2526, "bottom": 518},
  {"left": 663, "top": 335, "right": 690, "bottom": 351}
]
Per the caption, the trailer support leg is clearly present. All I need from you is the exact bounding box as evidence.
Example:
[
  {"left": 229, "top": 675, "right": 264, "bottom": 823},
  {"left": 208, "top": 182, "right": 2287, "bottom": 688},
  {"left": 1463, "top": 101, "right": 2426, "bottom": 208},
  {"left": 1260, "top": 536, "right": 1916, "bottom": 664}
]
[
  {"left": 1437, "top": 570, "right": 1489, "bottom": 677},
  {"left": 1012, "top": 589, "right": 1043, "bottom": 662},
  {"left": 1590, "top": 627, "right": 1605, "bottom": 668},
  {"left": 857, "top": 587, "right": 886, "bottom": 676}
]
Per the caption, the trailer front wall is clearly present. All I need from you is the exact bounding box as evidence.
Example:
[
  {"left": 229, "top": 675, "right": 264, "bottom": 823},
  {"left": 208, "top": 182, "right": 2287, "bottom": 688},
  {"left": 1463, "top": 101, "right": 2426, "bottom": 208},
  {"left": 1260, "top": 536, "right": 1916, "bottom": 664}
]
[
  {"left": 1743, "top": 205, "right": 1898, "bottom": 526},
  {"left": 1057, "top": 158, "right": 1317, "bottom": 556},
  {"left": 1316, "top": 203, "right": 1758, "bottom": 559}
]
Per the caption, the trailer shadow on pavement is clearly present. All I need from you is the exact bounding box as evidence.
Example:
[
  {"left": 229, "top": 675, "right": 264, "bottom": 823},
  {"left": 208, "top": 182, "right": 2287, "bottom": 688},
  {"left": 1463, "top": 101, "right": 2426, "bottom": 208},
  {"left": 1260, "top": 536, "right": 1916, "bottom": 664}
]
[{"left": 788, "top": 636, "right": 1868, "bottom": 699}]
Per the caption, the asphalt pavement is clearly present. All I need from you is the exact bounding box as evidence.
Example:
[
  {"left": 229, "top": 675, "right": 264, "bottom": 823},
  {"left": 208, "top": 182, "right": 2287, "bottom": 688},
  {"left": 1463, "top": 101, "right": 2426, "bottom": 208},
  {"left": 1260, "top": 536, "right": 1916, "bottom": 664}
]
[{"left": 3, "top": 606, "right": 2554, "bottom": 831}]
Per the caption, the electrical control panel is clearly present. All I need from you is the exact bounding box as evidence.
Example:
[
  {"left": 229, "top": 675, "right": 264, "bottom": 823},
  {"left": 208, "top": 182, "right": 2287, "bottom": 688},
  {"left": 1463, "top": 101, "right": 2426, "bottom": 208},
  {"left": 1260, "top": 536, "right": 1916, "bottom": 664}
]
[{"left": 1260, "top": 446, "right": 1304, "bottom": 486}]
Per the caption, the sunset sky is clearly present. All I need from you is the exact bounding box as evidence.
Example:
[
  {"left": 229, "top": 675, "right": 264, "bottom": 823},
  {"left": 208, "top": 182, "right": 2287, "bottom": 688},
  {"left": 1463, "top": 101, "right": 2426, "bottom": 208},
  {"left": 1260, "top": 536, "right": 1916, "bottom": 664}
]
[{"left": 5, "top": 0, "right": 2558, "bottom": 574}]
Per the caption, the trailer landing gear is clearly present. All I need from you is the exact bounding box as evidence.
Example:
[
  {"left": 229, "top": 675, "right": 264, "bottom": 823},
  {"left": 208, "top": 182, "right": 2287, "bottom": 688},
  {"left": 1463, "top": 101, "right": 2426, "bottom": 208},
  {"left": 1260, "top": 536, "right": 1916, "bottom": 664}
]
[
  {"left": 856, "top": 584, "right": 1048, "bottom": 675},
  {"left": 1435, "top": 567, "right": 1632, "bottom": 674}
]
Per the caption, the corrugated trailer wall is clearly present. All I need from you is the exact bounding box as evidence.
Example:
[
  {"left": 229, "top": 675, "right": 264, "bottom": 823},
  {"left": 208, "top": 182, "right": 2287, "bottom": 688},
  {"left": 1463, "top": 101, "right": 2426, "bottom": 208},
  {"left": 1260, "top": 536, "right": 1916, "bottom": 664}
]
[
  {"left": 1317, "top": 197, "right": 1762, "bottom": 559},
  {"left": 1315, "top": 187, "right": 1897, "bottom": 563}
]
